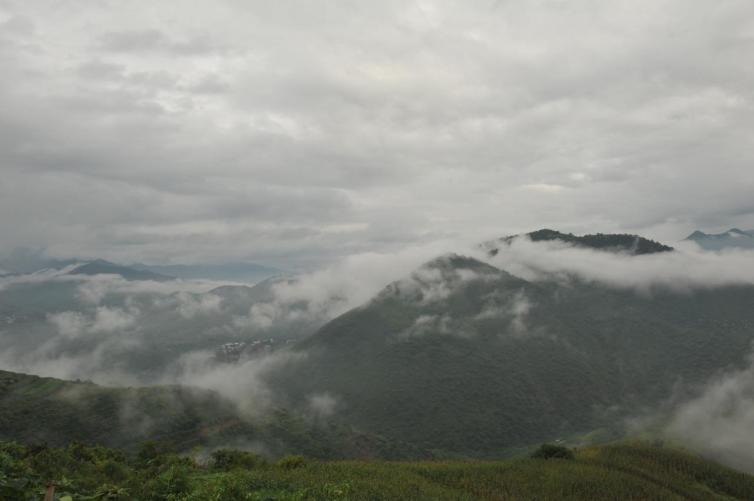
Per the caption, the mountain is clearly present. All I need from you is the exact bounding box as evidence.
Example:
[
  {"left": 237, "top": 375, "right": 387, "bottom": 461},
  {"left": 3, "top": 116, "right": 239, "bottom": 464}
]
[
  {"left": 131, "top": 262, "right": 284, "bottom": 283},
  {"left": 686, "top": 228, "right": 754, "bottom": 250},
  {"left": 485, "top": 229, "right": 674, "bottom": 256},
  {"left": 268, "top": 249, "right": 754, "bottom": 455},
  {"left": 69, "top": 259, "right": 174, "bottom": 281},
  {"left": 0, "top": 248, "right": 174, "bottom": 281},
  {"left": 0, "top": 249, "right": 284, "bottom": 283}
]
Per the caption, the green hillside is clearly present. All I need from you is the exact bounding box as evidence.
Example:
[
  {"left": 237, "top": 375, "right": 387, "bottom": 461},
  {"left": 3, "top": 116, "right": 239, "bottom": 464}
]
[
  {"left": 0, "top": 370, "right": 421, "bottom": 460},
  {"left": 269, "top": 253, "right": 754, "bottom": 455},
  {"left": 2, "top": 441, "right": 754, "bottom": 500}
]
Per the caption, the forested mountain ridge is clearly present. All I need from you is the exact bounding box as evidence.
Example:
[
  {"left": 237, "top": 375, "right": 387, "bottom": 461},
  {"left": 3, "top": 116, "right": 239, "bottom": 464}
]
[
  {"left": 485, "top": 229, "right": 674, "bottom": 256},
  {"left": 268, "top": 249, "right": 754, "bottom": 455}
]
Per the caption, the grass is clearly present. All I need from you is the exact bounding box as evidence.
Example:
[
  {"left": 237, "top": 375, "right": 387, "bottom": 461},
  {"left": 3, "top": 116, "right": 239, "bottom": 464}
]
[{"left": 2, "top": 441, "right": 754, "bottom": 500}]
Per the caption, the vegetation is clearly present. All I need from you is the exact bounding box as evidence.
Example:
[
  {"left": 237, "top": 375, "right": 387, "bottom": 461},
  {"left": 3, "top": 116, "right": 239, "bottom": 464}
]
[
  {"left": 493, "top": 228, "right": 675, "bottom": 255},
  {"left": 0, "top": 370, "right": 423, "bottom": 460},
  {"left": 1, "top": 441, "right": 753, "bottom": 500}
]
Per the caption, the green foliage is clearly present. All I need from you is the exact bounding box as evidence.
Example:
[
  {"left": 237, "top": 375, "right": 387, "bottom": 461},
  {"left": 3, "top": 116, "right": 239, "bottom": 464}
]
[
  {"left": 531, "top": 443, "right": 575, "bottom": 460},
  {"left": 137, "top": 441, "right": 170, "bottom": 466},
  {"left": 211, "top": 449, "right": 266, "bottom": 470},
  {"left": 1, "top": 440, "right": 754, "bottom": 500},
  {"left": 0, "top": 369, "right": 419, "bottom": 460},
  {"left": 277, "top": 455, "right": 307, "bottom": 470}
]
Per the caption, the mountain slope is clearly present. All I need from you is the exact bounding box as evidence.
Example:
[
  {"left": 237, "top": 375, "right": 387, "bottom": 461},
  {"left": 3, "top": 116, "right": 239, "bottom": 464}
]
[
  {"left": 686, "top": 228, "right": 754, "bottom": 250},
  {"left": 0, "top": 370, "right": 422, "bottom": 459},
  {"left": 269, "top": 252, "right": 754, "bottom": 455}
]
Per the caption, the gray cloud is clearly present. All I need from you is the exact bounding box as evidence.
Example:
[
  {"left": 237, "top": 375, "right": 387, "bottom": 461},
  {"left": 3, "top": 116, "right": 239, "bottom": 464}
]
[
  {"left": 97, "top": 29, "right": 224, "bottom": 55},
  {"left": 0, "top": 1, "right": 753, "bottom": 267}
]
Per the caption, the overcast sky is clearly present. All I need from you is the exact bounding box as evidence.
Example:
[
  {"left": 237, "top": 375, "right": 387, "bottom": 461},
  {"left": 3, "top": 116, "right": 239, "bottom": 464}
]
[{"left": 1, "top": 1, "right": 753, "bottom": 268}]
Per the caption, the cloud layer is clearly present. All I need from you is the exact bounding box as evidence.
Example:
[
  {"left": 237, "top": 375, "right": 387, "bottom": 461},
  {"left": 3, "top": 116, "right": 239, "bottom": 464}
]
[
  {"left": 1, "top": 1, "right": 754, "bottom": 267},
  {"left": 484, "top": 237, "right": 754, "bottom": 291}
]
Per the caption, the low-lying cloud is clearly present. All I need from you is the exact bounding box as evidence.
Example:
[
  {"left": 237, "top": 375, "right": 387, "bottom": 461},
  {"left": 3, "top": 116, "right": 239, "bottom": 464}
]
[
  {"left": 48, "top": 306, "right": 139, "bottom": 337},
  {"left": 483, "top": 237, "right": 754, "bottom": 291},
  {"left": 662, "top": 356, "right": 754, "bottom": 473},
  {"left": 163, "top": 349, "right": 306, "bottom": 417}
]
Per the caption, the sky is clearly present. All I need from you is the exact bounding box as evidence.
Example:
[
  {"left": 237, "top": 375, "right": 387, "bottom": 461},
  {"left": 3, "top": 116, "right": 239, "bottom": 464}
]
[{"left": 1, "top": 0, "right": 753, "bottom": 269}]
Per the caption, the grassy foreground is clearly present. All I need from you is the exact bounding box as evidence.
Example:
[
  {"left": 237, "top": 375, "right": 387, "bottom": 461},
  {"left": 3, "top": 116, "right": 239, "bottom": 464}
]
[{"left": 2, "top": 441, "right": 754, "bottom": 500}]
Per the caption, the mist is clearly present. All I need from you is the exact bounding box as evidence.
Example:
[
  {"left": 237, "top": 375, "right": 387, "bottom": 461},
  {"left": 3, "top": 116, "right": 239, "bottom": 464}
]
[
  {"left": 483, "top": 237, "right": 754, "bottom": 291},
  {"left": 663, "top": 357, "right": 754, "bottom": 473}
]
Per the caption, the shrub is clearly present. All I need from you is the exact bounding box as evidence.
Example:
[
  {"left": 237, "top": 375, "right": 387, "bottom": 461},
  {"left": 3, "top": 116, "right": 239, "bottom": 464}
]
[
  {"left": 137, "top": 464, "right": 191, "bottom": 500},
  {"left": 211, "top": 449, "right": 266, "bottom": 470},
  {"left": 97, "top": 458, "right": 131, "bottom": 482},
  {"left": 136, "top": 441, "right": 178, "bottom": 467},
  {"left": 530, "top": 443, "right": 575, "bottom": 460}
]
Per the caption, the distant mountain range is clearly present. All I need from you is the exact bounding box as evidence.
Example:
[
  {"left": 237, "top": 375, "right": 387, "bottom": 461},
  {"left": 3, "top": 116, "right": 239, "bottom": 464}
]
[
  {"left": 70, "top": 259, "right": 173, "bottom": 281},
  {"left": 0, "top": 248, "right": 284, "bottom": 283},
  {"left": 686, "top": 228, "right": 754, "bottom": 250},
  {"left": 0, "top": 256, "right": 172, "bottom": 282},
  {"left": 130, "top": 262, "right": 284, "bottom": 283}
]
